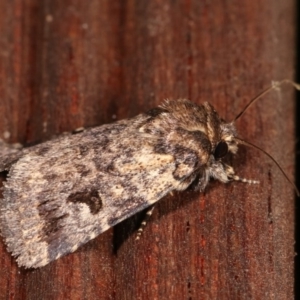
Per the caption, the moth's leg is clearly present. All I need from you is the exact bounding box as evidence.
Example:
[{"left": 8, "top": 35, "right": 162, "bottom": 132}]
[
  {"left": 224, "top": 164, "right": 259, "bottom": 184},
  {"left": 229, "top": 174, "right": 259, "bottom": 184},
  {"left": 135, "top": 205, "right": 156, "bottom": 240}
]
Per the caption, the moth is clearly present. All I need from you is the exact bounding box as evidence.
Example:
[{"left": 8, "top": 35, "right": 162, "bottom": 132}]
[{"left": 0, "top": 80, "right": 298, "bottom": 268}]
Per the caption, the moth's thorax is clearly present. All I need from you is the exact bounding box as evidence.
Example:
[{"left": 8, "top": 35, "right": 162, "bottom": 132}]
[{"left": 145, "top": 99, "right": 238, "bottom": 154}]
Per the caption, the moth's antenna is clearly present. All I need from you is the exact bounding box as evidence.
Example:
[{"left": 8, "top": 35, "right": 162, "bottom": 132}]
[
  {"left": 233, "top": 79, "right": 300, "bottom": 123},
  {"left": 235, "top": 137, "right": 300, "bottom": 197}
]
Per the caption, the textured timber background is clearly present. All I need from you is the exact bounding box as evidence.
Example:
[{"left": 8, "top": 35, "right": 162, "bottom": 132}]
[{"left": 0, "top": 0, "right": 296, "bottom": 299}]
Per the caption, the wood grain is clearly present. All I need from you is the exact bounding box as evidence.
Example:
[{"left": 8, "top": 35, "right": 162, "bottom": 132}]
[{"left": 0, "top": 0, "right": 296, "bottom": 299}]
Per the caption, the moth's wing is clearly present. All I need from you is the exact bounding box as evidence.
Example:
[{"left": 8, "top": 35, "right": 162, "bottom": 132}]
[
  {"left": 0, "top": 118, "right": 201, "bottom": 268},
  {"left": 0, "top": 139, "right": 23, "bottom": 171},
  {"left": 0, "top": 131, "right": 76, "bottom": 171}
]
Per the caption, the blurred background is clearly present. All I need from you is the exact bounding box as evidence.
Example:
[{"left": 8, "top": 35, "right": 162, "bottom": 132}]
[{"left": 295, "top": 1, "right": 300, "bottom": 297}]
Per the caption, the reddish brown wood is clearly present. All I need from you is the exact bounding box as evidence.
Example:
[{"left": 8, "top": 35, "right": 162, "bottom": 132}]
[{"left": 0, "top": 0, "right": 295, "bottom": 299}]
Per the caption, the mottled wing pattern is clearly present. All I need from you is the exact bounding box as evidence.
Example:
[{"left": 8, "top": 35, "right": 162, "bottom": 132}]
[{"left": 0, "top": 106, "right": 212, "bottom": 268}]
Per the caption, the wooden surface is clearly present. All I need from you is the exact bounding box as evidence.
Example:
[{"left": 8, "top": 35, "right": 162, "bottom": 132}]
[{"left": 0, "top": 0, "right": 296, "bottom": 299}]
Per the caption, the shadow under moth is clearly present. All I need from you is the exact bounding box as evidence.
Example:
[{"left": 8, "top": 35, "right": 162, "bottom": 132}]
[{"left": 0, "top": 80, "right": 298, "bottom": 268}]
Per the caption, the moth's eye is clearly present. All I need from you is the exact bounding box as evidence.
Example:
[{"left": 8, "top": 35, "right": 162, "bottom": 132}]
[{"left": 214, "top": 141, "right": 228, "bottom": 159}]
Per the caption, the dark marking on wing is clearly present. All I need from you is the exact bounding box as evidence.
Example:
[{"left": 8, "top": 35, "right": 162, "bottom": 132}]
[
  {"left": 36, "top": 146, "right": 51, "bottom": 156},
  {"left": 37, "top": 201, "right": 69, "bottom": 242},
  {"left": 67, "top": 190, "right": 103, "bottom": 214},
  {"left": 43, "top": 213, "right": 69, "bottom": 242},
  {"left": 75, "top": 164, "right": 91, "bottom": 176},
  {"left": 79, "top": 145, "right": 90, "bottom": 156}
]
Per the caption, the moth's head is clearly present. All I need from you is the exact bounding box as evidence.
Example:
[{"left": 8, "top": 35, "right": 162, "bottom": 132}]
[
  {"left": 201, "top": 101, "right": 239, "bottom": 160},
  {"left": 211, "top": 124, "right": 238, "bottom": 162}
]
